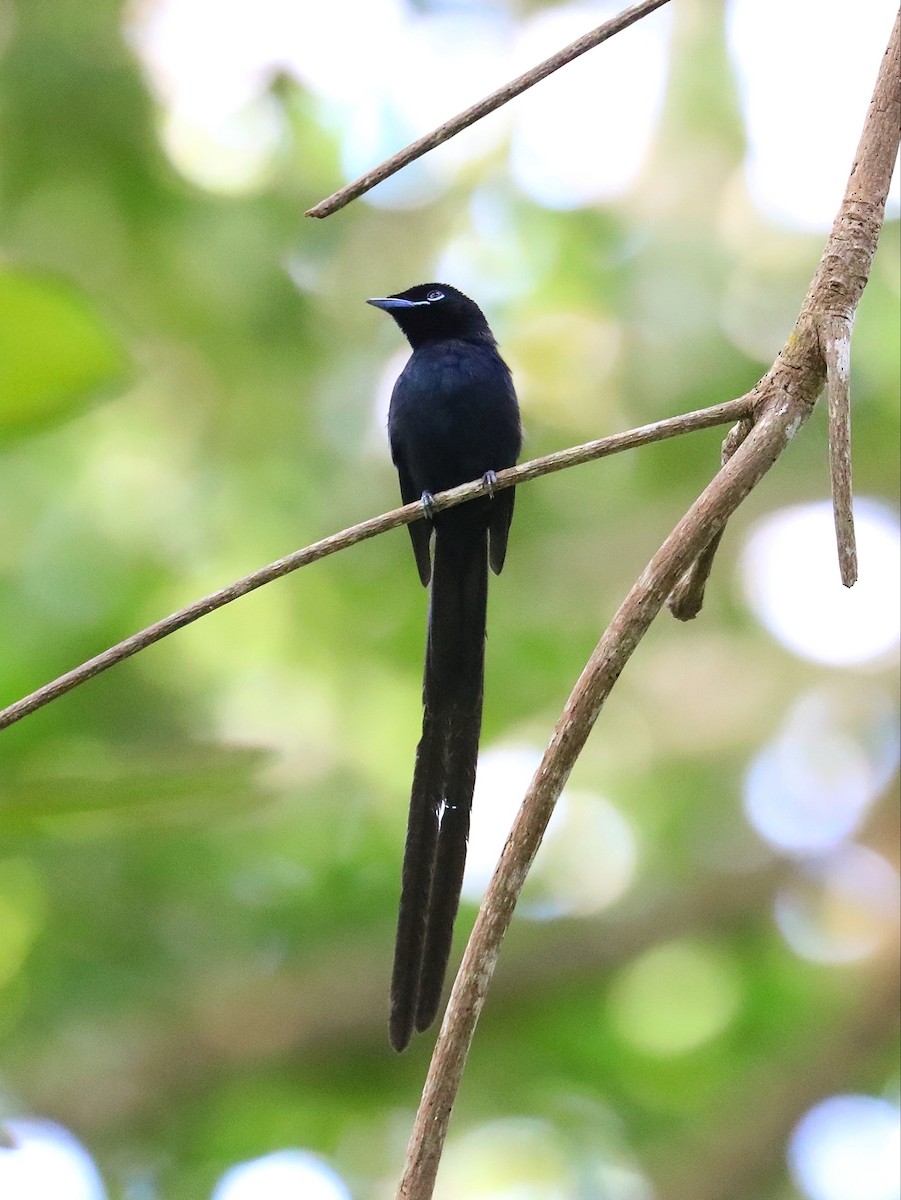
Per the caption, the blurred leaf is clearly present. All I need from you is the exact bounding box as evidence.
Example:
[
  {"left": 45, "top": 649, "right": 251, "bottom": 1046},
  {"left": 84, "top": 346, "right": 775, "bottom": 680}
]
[
  {"left": 1, "top": 745, "right": 272, "bottom": 826},
  {"left": 0, "top": 0, "right": 896, "bottom": 1195},
  {"left": 0, "top": 271, "right": 130, "bottom": 441}
]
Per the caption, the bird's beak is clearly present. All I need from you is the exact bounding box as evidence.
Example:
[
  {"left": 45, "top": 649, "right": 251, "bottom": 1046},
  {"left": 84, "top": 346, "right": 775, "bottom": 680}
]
[{"left": 366, "top": 297, "right": 427, "bottom": 310}]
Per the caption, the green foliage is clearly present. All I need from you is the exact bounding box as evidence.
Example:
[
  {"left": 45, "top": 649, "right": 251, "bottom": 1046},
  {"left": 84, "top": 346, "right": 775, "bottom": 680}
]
[
  {"left": 0, "top": 271, "right": 130, "bottom": 440},
  {"left": 0, "top": 1, "right": 897, "bottom": 1197}
]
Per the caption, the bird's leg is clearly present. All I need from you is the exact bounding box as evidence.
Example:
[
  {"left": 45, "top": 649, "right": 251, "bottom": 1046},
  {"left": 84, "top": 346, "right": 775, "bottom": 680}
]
[
  {"left": 481, "top": 470, "right": 497, "bottom": 499},
  {"left": 420, "top": 490, "right": 437, "bottom": 521}
]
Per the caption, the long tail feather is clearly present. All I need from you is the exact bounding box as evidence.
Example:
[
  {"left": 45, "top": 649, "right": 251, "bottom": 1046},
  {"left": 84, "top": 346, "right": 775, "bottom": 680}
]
[
  {"left": 389, "top": 708, "right": 446, "bottom": 1051},
  {"left": 390, "top": 517, "right": 487, "bottom": 1050}
]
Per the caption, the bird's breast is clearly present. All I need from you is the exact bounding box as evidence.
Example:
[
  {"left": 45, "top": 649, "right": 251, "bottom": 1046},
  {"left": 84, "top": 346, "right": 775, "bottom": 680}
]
[{"left": 388, "top": 341, "right": 521, "bottom": 496}]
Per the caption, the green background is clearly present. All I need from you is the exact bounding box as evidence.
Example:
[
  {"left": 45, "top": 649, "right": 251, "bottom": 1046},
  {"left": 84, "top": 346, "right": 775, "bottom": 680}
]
[{"left": 0, "top": 1, "right": 898, "bottom": 1197}]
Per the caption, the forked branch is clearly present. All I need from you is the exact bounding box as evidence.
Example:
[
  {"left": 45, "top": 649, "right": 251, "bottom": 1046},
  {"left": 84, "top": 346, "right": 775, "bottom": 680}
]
[{"left": 397, "top": 11, "right": 900, "bottom": 1197}]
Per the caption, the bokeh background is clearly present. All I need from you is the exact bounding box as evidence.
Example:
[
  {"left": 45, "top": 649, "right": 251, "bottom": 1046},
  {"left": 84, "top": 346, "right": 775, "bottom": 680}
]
[{"left": 0, "top": 0, "right": 899, "bottom": 1197}]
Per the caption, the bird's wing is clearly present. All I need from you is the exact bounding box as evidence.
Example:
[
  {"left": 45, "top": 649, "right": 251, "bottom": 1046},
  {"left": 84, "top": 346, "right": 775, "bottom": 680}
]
[
  {"left": 395, "top": 454, "right": 433, "bottom": 587},
  {"left": 488, "top": 485, "right": 516, "bottom": 575}
]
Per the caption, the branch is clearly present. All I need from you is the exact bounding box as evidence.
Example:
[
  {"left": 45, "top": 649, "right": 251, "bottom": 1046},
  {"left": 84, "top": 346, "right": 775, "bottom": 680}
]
[
  {"left": 397, "top": 11, "right": 901, "bottom": 1196},
  {"left": 305, "top": 0, "right": 672, "bottom": 218},
  {"left": 0, "top": 397, "right": 750, "bottom": 734},
  {"left": 667, "top": 416, "right": 754, "bottom": 620},
  {"left": 822, "top": 314, "right": 857, "bottom": 586},
  {"left": 806, "top": 5, "right": 901, "bottom": 583}
]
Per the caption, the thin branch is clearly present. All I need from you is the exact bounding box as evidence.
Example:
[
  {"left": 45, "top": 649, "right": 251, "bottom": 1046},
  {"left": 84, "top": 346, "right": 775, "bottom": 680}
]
[
  {"left": 667, "top": 416, "right": 754, "bottom": 620},
  {"left": 305, "top": 0, "right": 673, "bottom": 218},
  {"left": 0, "top": 397, "right": 750, "bottom": 734},
  {"left": 397, "top": 11, "right": 901, "bottom": 1195},
  {"left": 822, "top": 313, "right": 858, "bottom": 586}
]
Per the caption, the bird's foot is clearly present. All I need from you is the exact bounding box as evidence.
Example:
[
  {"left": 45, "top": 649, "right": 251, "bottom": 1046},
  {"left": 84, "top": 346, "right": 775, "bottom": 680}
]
[
  {"left": 482, "top": 470, "right": 498, "bottom": 499},
  {"left": 420, "top": 490, "right": 437, "bottom": 520}
]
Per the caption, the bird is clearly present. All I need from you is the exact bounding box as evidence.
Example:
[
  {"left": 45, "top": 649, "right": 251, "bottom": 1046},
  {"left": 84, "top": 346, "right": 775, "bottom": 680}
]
[{"left": 367, "top": 283, "right": 522, "bottom": 1052}]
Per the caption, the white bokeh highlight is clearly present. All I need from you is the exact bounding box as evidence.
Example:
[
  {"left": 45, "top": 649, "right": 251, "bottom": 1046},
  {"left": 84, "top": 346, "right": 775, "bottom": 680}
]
[
  {"left": 461, "top": 744, "right": 540, "bottom": 901},
  {"left": 774, "top": 843, "right": 901, "bottom": 964},
  {"left": 0, "top": 1120, "right": 107, "bottom": 1200},
  {"left": 462, "top": 745, "right": 637, "bottom": 917},
  {"left": 211, "top": 1149, "right": 350, "bottom": 1200},
  {"left": 508, "top": 1, "right": 670, "bottom": 209},
  {"left": 741, "top": 500, "right": 901, "bottom": 667},
  {"left": 743, "top": 686, "right": 900, "bottom": 856},
  {"left": 789, "top": 1095, "right": 901, "bottom": 1200},
  {"left": 128, "top": 0, "right": 900, "bottom": 219},
  {"left": 729, "top": 0, "right": 901, "bottom": 230}
]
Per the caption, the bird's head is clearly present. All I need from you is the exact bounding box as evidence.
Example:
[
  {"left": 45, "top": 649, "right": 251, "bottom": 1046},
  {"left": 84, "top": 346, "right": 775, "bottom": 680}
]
[{"left": 366, "top": 283, "right": 493, "bottom": 348}]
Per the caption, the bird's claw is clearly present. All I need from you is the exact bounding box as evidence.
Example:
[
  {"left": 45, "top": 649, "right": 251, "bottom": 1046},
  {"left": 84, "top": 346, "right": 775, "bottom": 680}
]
[
  {"left": 482, "top": 470, "right": 498, "bottom": 499},
  {"left": 420, "top": 490, "right": 437, "bottom": 520}
]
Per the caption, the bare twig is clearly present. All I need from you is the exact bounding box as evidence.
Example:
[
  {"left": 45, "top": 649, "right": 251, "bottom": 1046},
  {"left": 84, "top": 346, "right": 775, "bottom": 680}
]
[
  {"left": 822, "top": 313, "right": 857, "bottom": 586},
  {"left": 0, "top": 397, "right": 750, "bottom": 734},
  {"left": 804, "top": 3, "right": 901, "bottom": 591},
  {"left": 305, "top": 0, "right": 672, "bottom": 218},
  {"left": 397, "top": 12, "right": 901, "bottom": 1195},
  {"left": 668, "top": 416, "right": 754, "bottom": 620},
  {"left": 666, "top": 526, "right": 725, "bottom": 620}
]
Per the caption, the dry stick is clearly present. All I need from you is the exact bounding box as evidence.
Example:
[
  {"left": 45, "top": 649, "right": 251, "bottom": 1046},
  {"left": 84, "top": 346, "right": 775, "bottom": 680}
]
[
  {"left": 807, "top": 3, "right": 901, "bottom": 582},
  {"left": 667, "top": 415, "right": 753, "bottom": 620},
  {"left": 305, "top": 0, "right": 672, "bottom": 218},
  {"left": 666, "top": 524, "right": 725, "bottom": 621},
  {"left": 0, "top": 397, "right": 750, "bottom": 734},
  {"left": 397, "top": 11, "right": 901, "bottom": 1196},
  {"left": 822, "top": 313, "right": 857, "bottom": 586}
]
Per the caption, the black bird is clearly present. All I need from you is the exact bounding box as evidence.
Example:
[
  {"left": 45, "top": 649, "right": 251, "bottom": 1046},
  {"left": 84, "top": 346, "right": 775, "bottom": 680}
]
[{"left": 368, "top": 283, "right": 522, "bottom": 1051}]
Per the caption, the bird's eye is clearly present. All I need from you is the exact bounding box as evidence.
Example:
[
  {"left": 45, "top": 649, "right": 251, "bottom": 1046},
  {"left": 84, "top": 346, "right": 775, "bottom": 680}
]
[{"left": 426, "top": 290, "right": 444, "bottom": 301}]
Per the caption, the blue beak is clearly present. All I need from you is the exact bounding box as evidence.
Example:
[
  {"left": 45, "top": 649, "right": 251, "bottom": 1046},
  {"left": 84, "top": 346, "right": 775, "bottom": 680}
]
[{"left": 366, "top": 297, "right": 427, "bottom": 310}]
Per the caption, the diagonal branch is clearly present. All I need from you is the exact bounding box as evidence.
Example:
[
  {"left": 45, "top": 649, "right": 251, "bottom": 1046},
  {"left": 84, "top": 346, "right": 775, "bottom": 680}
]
[
  {"left": 396, "top": 10, "right": 900, "bottom": 1196},
  {"left": 305, "top": 0, "right": 672, "bottom": 218},
  {"left": 0, "top": 397, "right": 750, "bottom": 734}
]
